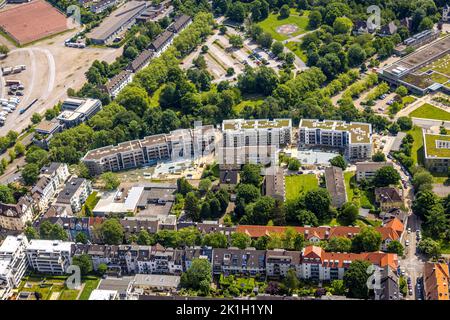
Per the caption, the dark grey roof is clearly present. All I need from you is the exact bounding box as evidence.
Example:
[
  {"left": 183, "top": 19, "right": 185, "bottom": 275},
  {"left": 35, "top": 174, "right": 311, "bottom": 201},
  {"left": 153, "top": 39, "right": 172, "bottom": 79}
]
[
  {"left": 324, "top": 166, "right": 347, "bottom": 207},
  {"left": 127, "top": 49, "right": 153, "bottom": 72},
  {"left": 56, "top": 178, "right": 87, "bottom": 203},
  {"left": 105, "top": 70, "right": 132, "bottom": 92},
  {"left": 168, "top": 14, "right": 191, "bottom": 33},
  {"left": 149, "top": 30, "right": 174, "bottom": 51},
  {"left": 220, "top": 168, "right": 238, "bottom": 185}
]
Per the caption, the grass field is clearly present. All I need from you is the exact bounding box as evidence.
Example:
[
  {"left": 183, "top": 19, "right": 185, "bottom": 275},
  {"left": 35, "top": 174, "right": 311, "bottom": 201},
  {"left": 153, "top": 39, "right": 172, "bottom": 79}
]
[
  {"left": 285, "top": 173, "right": 318, "bottom": 201},
  {"left": 233, "top": 96, "right": 264, "bottom": 114},
  {"left": 402, "top": 96, "right": 416, "bottom": 106},
  {"left": 409, "top": 103, "right": 450, "bottom": 121},
  {"left": 344, "top": 172, "right": 375, "bottom": 209},
  {"left": 407, "top": 126, "right": 425, "bottom": 166},
  {"left": 78, "top": 277, "right": 101, "bottom": 300},
  {"left": 285, "top": 41, "right": 307, "bottom": 62},
  {"left": 257, "top": 10, "right": 310, "bottom": 41}
]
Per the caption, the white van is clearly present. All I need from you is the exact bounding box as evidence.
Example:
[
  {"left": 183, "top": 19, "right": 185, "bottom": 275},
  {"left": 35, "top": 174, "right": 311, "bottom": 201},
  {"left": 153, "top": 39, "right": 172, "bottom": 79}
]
[
  {"left": 2, "top": 107, "right": 12, "bottom": 113},
  {"left": 7, "top": 104, "right": 16, "bottom": 110}
]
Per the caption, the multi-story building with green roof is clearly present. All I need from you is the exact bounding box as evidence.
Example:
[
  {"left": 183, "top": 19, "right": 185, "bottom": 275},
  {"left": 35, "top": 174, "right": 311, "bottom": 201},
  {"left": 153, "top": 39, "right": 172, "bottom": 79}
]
[
  {"left": 298, "top": 119, "right": 373, "bottom": 161},
  {"left": 423, "top": 131, "right": 450, "bottom": 173}
]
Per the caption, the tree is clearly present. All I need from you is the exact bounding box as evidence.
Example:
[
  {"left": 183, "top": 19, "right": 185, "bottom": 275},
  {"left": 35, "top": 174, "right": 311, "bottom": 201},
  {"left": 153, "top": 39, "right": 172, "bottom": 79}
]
[
  {"left": 256, "top": 32, "right": 273, "bottom": 49},
  {"left": 418, "top": 17, "right": 434, "bottom": 32},
  {"left": 308, "top": 11, "right": 322, "bottom": 29},
  {"left": 100, "top": 219, "right": 124, "bottom": 245},
  {"left": 26, "top": 149, "right": 49, "bottom": 168},
  {"left": 180, "top": 258, "right": 212, "bottom": 295},
  {"left": 72, "top": 254, "right": 93, "bottom": 275},
  {"left": 137, "top": 230, "right": 154, "bottom": 245},
  {"left": 348, "top": 44, "right": 366, "bottom": 67},
  {"left": 177, "top": 177, "right": 193, "bottom": 195},
  {"left": 372, "top": 151, "right": 386, "bottom": 162},
  {"left": 351, "top": 227, "right": 382, "bottom": 253},
  {"left": 283, "top": 269, "right": 299, "bottom": 294},
  {"left": 0, "top": 185, "right": 15, "bottom": 203},
  {"left": 386, "top": 240, "right": 404, "bottom": 256},
  {"left": 39, "top": 221, "right": 68, "bottom": 240},
  {"left": 339, "top": 202, "right": 359, "bottom": 225},
  {"left": 249, "top": 196, "right": 275, "bottom": 225},
  {"left": 287, "top": 158, "right": 300, "bottom": 171},
  {"left": 21, "top": 163, "right": 39, "bottom": 185},
  {"left": 327, "top": 237, "right": 352, "bottom": 253},
  {"left": 333, "top": 17, "right": 353, "bottom": 34},
  {"left": 31, "top": 113, "right": 42, "bottom": 124},
  {"left": 231, "top": 233, "right": 251, "bottom": 249},
  {"left": 24, "top": 226, "right": 39, "bottom": 240},
  {"left": 0, "top": 44, "right": 9, "bottom": 55},
  {"left": 412, "top": 190, "right": 438, "bottom": 220},
  {"left": 228, "top": 2, "right": 246, "bottom": 23},
  {"left": 184, "top": 192, "right": 201, "bottom": 222},
  {"left": 412, "top": 170, "right": 434, "bottom": 192},
  {"left": 296, "top": 209, "right": 319, "bottom": 226},
  {"left": 271, "top": 41, "right": 284, "bottom": 56},
  {"left": 97, "top": 263, "right": 108, "bottom": 276},
  {"left": 329, "top": 155, "right": 347, "bottom": 170},
  {"left": 202, "top": 232, "right": 228, "bottom": 248},
  {"left": 343, "top": 260, "right": 371, "bottom": 299},
  {"left": 75, "top": 232, "right": 88, "bottom": 244},
  {"left": 304, "top": 189, "right": 331, "bottom": 221},
  {"left": 198, "top": 178, "right": 212, "bottom": 194},
  {"left": 14, "top": 143, "right": 25, "bottom": 157},
  {"left": 240, "top": 164, "right": 262, "bottom": 186},
  {"left": 229, "top": 35, "right": 243, "bottom": 48},
  {"left": 279, "top": 5, "right": 290, "bottom": 18},
  {"left": 397, "top": 116, "right": 412, "bottom": 131},
  {"left": 372, "top": 166, "right": 401, "bottom": 187},
  {"left": 100, "top": 172, "right": 119, "bottom": 190},
  {"left": 418, "top": 238, "right": 441, "bottom": 258},
  {"left": 395, "top": 86, "right": 408, "bottom": 97},
  {"left": 331, "top": 279, "right": 346, "bottom": 295}
]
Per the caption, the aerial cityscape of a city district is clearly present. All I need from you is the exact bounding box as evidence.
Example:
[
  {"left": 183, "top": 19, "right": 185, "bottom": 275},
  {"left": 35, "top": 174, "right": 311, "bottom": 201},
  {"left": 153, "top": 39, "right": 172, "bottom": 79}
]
[{"left": 0, "top": 0, "right": 449, "bottom": 310}]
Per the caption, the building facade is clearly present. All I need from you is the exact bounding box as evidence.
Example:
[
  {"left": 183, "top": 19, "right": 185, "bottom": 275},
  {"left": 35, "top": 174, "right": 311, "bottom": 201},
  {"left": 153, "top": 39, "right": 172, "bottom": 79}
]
[
  {"left": 26, "top": 240, "right": 73, "bottom": 275},
  {"left": 356, "top": 161, "right": 393, "bottom": 182},
  {"left": 55, "top": 178, "right": 92, "bottom": 213},
  {"left": 0, "top": 196, "right": 34, "bottom": 231},
  {"left": 32, "top": 163, "right": 70, "bottom": 212},
  {"left": 423, "top": 131, "right": 450, "bottom": 173},
  {"left": 298, "top": 119, "right": 372, "bottom": 161}
]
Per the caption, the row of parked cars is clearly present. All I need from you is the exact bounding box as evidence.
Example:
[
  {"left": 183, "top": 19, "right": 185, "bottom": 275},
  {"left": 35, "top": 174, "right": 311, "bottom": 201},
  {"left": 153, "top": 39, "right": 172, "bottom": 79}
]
[{"left": 0, "top": 97, "right": 20, "bottom": 125}]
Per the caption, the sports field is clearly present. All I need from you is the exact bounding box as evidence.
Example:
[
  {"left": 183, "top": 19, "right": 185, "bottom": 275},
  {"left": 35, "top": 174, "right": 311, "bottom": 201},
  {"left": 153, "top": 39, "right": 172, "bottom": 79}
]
[
  {"left": 257, "top": 10, "right": 309, "bottom": 41},
  {"left": 0, "top": 0, "right": 68, "bottom": 45}
]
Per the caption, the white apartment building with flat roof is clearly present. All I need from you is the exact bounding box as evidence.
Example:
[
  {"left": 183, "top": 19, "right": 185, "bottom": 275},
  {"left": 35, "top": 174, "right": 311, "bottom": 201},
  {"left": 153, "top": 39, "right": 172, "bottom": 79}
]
[
  {"left": 220, "top": 119, "right": 292, "bottom": 166},
  {"left": 0, "top": 235, "right": 29, "bottom": 300},
  {"left": 298, "top": 119, "right": 372, "bottom": 161},
  {"left": 26, "top": 240, "right": 74, "bottom": 275}
]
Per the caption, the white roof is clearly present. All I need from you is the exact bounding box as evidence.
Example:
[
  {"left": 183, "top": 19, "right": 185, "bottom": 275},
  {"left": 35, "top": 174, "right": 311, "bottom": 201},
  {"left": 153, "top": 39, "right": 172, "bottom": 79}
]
[
  {"left": 0, "top": 235, "right": 27, "bottom": 255},
  {"left": 93, "top": 187, "right": 144, "bottom": 214},
  {"left": 89, "top": 289, "right": 118, "bottom": 300},
  {"left": 27, "top": 240, "right": 73, "bottom": 252}
]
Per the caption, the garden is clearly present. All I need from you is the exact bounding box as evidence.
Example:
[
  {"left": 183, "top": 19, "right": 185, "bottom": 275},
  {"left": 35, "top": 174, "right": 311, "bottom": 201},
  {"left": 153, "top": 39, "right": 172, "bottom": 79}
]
[
  {"left": 257, "top": 9, "right": 310, "bottom": 41},
  {"left": 285, "top": 173, "right": 318, "bottom": 201}
]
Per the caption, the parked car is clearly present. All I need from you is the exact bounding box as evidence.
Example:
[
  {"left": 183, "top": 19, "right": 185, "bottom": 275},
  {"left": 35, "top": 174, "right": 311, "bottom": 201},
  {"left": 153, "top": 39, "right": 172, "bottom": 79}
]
[
  {"left": 405, "top": 240, "right": 410, "bottom": 246},
  {"left": 407, "top": 227, "right": 411, "bottom": 234},
  {"left": 15, "top": 91, "right": 23, "bottom": 96}
]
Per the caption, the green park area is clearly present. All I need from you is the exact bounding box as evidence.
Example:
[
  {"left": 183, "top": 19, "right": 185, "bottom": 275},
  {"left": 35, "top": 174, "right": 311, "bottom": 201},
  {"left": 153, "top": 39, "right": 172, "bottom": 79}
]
[
  {"left": 285, "top": 173, "right": 318, "bottom": 201},
  {"left": 285, "top": 41, "right": 307, "bottom": 62},
  {"left": 257, "top": 10, "right": 309, "bottom": 41},
  {"left": 17, "top": 275, "right": 100, "bottom": 300},
  {"left": 233, "top": 96, "right": 264, "bottom": 114},
  {"left": 409, "top": 103, "right": 450, "bottom": 121}
]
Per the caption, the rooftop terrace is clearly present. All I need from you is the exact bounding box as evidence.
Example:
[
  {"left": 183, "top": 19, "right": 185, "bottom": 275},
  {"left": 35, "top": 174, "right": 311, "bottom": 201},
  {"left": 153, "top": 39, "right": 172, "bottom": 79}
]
[
  {"left": 222, "top": 119, "right": 291, "bottom": 130},
  {"left": 300, "top": 119, "right": 371, "bottom": 144},
  {"left": 424, "top": 132, "right": 450, "bottom": 159}
]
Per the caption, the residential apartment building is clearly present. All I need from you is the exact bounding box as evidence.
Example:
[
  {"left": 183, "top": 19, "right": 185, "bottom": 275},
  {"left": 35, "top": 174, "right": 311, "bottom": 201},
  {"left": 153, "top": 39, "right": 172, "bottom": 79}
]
[
  {"left": 32, "top": 162, "right": 70, "bottom": 212},
  {"left": 298, "top": 119, "right": 372, "bottom": 161},
  {"left": 324, "top": 166, "right": 347, "bottom": 208},
  {"left": 375, "top": 187, "right": 404, "bottom": 212},
  {"left": 0, "top": 196, "right": 34, "bottom": 231},
  {"left": 126, "top": 49, "right": 153, "bottom": 73},
  {"left": 149, "top": 30, "right": 174, "bottom": 57},
  {"left": 82, "top": 125, "right": 216, "bottom": 175},
  {"left": 102, "top": 70, "right": 133, "bottom": 98},
  {"left": 55, "top": 177, "right": 92, "bottom": 213},
  {"left": 423, "top": 131, "right": 450, "bottom": 173},
  {"left": 212, "top": 247, "right": 266, "bottom": 276},
  {"left": 356, "top": 161, "right": 393, "bottom": 182},
  {"left": 423, "top": 262, "right": 449, "bottom": 300},
  {"left": 220, "top": 119, "right": 292, "bottom": 166},
  {"left": 0, "top": 235, "right": 29, "bottom": 300},
  {"left": 374, "top": 266, "right": 400, "bottom": 300},
  {"left": 237, "top": 218, "right": 404, "bottom": 252},
  {"left": 167, "top": 14, "right": 192, "bottom": 34},
  {"left": 26, "top": 240, "right": 74, "bottom": 275},
  {"left": 265, "top": 249, "right": 302, "bottom": 278}
]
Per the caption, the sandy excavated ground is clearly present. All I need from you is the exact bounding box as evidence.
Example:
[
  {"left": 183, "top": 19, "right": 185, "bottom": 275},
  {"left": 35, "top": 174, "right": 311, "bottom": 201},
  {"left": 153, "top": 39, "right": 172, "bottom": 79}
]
[{"left": 0, "top": 28, "right": 123, "bottom": 135}]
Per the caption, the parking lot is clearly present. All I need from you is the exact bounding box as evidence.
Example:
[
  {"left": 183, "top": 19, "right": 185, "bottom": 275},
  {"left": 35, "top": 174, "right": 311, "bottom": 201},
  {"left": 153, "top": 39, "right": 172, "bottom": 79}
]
[
  {"left": 182, "top": 27, "right": 283, "bottom": 83},
  {"left": 0, "top": 29, "right": 122, "bottom": 135}
]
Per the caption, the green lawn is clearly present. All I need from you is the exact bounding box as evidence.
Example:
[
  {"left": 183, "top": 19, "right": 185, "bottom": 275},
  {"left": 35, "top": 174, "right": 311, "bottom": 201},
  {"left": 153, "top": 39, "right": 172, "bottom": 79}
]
[
  {"left": 409, "top": 103, "right": 450, "bottom": 121},
  {"left": 285, "top": 41, "right": 307, "bottom": 62},
  {"left": 233, "top": 96, "right": 264, "bottom": 114},
  {"left": 285, "top": 174, "right": 318, "bottom": 201},
  {"left": 344, "top": 172, "right": 375, "bottom": 209},
  {"left": 402, "top": 96, "right": 416, "bottom": 106},
  {"left": 407, "top": 126, "right": 425, "bottom": 166},
  {"left": 149, "top": 84, "right": 165, "bottom": 107},
  {"left": 257, "top": 10, "right": 310, "bottom": 41},
  {"left": 78, "top": 277, "right": 101, "bottom": 300}
]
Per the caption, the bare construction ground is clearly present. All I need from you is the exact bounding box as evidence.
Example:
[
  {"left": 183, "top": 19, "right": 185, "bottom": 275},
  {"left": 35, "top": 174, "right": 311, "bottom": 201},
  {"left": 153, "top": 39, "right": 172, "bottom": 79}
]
[{"left": 0, "top": 28, "right": 122, "bottom": 135}]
